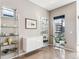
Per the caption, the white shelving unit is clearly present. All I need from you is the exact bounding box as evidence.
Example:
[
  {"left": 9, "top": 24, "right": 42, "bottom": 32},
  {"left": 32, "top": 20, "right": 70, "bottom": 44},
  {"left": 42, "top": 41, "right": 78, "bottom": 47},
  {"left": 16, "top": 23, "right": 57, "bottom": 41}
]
[{"left": 39, "top": 17, "right": 49, "bottom": 47}]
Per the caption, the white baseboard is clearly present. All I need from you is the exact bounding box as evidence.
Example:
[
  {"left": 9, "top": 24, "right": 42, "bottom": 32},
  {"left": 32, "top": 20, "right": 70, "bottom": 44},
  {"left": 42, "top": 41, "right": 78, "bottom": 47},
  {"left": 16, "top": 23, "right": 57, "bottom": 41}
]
[{"left": 11, "top": 52, "right": 26, "bottom": 59}]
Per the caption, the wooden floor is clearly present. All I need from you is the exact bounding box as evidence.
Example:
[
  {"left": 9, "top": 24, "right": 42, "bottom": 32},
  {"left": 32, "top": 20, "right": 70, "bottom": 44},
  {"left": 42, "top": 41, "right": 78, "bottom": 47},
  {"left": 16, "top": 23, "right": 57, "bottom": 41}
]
[{"left": 15, "top": 46, "right": 79, "bottom": 59}]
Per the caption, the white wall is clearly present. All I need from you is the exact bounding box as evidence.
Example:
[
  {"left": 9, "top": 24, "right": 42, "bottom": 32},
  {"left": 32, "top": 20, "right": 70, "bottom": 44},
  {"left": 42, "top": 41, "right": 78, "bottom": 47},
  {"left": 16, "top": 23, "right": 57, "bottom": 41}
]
[
  {"left": 1, "top": 0, "right": 49, "bottom": 52},
  {"left": 77, "top": 0, "right": 79, "bottom": 52},
  {"left": 49, "top": 2, "right": 77, "bottom": 51}
]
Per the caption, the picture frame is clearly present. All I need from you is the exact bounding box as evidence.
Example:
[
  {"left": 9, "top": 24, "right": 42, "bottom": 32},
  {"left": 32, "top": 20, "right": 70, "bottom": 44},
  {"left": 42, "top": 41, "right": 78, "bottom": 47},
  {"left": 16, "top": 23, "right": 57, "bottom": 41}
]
[{"left": 25, "top": 18, "right": 37, "bottom": 29}]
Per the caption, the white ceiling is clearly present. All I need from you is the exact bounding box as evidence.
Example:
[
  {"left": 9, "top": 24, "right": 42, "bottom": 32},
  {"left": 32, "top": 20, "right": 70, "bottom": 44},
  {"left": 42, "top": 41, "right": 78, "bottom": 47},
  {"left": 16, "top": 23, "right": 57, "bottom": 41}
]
[{"left": 29, "top": 0, "right": 76, "bottom": 10}]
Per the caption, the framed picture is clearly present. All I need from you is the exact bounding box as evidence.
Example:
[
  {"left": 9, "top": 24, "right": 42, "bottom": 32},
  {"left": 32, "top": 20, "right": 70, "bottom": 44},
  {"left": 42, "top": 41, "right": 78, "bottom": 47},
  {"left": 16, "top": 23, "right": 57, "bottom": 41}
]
[{"left": 25, "top": 18, "right": 37, "bottom": 29}]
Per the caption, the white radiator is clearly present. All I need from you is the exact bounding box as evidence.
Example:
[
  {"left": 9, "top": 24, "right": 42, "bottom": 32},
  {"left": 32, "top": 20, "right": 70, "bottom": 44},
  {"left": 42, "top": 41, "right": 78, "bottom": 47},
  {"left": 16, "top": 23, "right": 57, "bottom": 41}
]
[{"left": 23, "top": 36, "right": 43, "bottom": 53}]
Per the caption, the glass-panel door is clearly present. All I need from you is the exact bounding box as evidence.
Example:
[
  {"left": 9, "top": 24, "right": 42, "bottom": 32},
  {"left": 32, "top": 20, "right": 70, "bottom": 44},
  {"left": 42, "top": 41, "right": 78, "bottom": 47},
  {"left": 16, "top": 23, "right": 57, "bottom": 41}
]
[{"left": 53, "top": 15, "right": 65, "bottom": 48}]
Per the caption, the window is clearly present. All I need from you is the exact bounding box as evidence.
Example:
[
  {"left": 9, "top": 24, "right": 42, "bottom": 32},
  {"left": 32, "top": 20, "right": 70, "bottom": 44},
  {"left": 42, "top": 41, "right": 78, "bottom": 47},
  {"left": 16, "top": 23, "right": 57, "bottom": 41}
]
[{"left": 2, "top": 7, "right": 16, "bottom": 18}]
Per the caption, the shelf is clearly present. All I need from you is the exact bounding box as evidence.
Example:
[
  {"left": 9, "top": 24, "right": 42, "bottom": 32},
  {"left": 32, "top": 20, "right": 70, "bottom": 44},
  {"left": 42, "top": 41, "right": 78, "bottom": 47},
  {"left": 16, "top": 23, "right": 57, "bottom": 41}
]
[
  {"left": 55, "top": 32, "right": 62, "bottom": 33},
  {"left": 0, "top": 26, "right": 18, "bottom": 28},
  {"left": 56, "top": 24, "right": 62, "bottom": 26},
  {"left": 1, "top": 51, "right": 17, "bottom": 56},
  {"left": 1, "top": 16, "right": 18, "bottom": 21},
  {"left": 1, "top": 48, "right": 18, "bottom": 56},
  {"left": 0, "top": 35, "right": 19, "bottom": 37},
  {"left": 0, "top": 43, "right": 17, "bottom": 47}
]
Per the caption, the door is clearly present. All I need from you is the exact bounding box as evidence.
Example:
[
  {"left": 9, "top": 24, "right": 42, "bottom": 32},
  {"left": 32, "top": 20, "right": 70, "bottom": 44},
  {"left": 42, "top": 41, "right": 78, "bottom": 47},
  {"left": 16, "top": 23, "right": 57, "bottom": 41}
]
[{"left": 53, "top": 15, "right": 65, "bottom": 48}]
